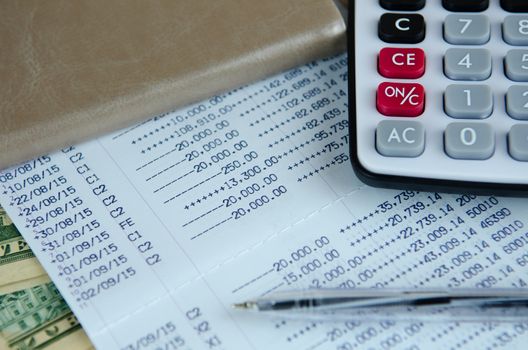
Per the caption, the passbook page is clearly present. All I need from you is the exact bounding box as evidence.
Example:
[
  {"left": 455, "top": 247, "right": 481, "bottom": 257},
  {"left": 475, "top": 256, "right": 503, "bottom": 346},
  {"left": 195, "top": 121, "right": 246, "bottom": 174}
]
[{"left": 1, "top": 55, "right": 528, "bottom": 349}]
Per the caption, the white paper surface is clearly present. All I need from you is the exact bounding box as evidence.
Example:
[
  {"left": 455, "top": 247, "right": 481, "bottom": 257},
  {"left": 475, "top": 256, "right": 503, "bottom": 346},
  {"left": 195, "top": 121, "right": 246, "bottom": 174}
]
[{"left": 1, "top": 54, "right": 528, "bottom": 349}]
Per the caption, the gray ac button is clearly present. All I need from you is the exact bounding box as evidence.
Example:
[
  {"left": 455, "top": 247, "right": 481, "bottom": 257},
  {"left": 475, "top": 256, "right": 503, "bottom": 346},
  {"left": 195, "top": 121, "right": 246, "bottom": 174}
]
[{"left": 376, "top": 120, "right": 425, "bottom": 157}]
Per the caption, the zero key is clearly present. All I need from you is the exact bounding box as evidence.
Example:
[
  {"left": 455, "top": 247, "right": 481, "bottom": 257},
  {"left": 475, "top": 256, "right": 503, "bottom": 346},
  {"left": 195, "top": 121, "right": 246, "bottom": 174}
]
[{"left": 379, "top": 13, "right": 426, "bottom": 44}]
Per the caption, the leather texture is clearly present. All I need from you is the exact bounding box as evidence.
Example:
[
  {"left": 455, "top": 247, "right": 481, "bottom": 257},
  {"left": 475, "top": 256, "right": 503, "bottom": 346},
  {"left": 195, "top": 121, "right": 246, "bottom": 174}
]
[{"left": 0, "top": 0, "right": 345, "bottom": 170}]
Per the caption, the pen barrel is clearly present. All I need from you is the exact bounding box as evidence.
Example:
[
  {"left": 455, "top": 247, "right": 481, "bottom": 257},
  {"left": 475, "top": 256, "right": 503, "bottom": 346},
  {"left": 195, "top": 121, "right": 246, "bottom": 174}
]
[
  {"left": 263, "top": 301, "right": 528, "bottom": 323},
  {"left": 248, "top": 288, "right": 528, "bottom": 322}
]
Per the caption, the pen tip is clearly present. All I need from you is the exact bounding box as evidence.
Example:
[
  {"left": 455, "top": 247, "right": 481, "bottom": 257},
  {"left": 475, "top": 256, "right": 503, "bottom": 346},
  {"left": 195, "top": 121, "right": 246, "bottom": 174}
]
[{"left": 232, "top": 301, "right": 256, "bottom": 310}]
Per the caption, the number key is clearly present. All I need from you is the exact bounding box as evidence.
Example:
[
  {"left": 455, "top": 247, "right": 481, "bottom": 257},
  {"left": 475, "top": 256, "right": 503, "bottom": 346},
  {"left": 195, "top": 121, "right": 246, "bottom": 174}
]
[
  {"left": 509, "top": 124, "right": 528, "bottom": 161},
  {"left": 503, "top": 15, "right": 528, "bottom": 46},
  {"left": 506, "top": 86, "right": 528, "bottom": 120},
  {"left": 444, "top": 48, "right": 491, "bottom": 80},
  {"left": 444, "top": 85, "right": 493, "bottom": 119},
  {"left": 505, "top": 49, "right": 528, "bottom": 81},
  {"left": 444, "top": 14, "right": 490, "bottom": 45},
  {"left": 444, "top": 123, "right": 495, "bottom": 160}
]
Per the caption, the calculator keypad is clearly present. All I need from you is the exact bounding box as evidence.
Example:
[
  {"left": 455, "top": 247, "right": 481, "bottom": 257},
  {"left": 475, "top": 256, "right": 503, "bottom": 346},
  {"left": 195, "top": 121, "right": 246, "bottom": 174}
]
[
  {"left": 354, "top": 1, "right": 528, "bottom": 189},
  {"left": 371, "top": 2, "right": 528, "bottom": 165}
]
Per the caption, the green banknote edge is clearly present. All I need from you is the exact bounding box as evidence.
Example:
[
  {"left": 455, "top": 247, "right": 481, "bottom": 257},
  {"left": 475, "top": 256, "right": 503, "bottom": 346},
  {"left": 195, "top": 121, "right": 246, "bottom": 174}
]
[
  {"left": 0, "top": 207, "right": 93, "bottom": 349},
  {"left": 0, "top": 208, "right": 35, "bottom": 266}
]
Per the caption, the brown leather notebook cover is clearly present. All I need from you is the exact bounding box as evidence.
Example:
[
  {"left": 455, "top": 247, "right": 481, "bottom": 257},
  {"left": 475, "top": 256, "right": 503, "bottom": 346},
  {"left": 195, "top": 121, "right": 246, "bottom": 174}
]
[{"left": 0, "top": 0, "right": 345, "bottom": 169}]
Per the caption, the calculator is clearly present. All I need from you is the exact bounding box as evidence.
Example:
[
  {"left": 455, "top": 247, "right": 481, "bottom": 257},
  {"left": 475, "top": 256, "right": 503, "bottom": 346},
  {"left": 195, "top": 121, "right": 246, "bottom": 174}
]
[{"left": 348, "top": 0, "right": 528, "bottom": 196}]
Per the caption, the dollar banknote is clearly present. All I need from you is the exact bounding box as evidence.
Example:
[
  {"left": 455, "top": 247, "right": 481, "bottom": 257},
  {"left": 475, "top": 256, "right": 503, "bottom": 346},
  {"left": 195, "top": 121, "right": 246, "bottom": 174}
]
[
  {"left": 0, "top": 206, "right": 48, "bottom": 295},
  {"left": 0, "top": 283, "right": 93, "bottom": 350},
  {"left": 0, "top": 206, "right": 93, "bottom": 349}
]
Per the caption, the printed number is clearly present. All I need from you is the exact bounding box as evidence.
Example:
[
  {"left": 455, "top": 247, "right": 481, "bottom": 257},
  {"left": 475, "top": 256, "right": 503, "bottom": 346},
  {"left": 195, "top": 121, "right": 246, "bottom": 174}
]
[
  {"left": 459, "top": 18, "right": 472, "bottom": 34},
  {"left": 523, "top": 91, "right": 528, "bottom": 108},
  {"left": 519, "top": 19, "right": 528, "bottom": 35},
  {"left": 460, "top": 127, "right": 477, "bottom": 146},
  {"left": 464, "top": 89, "right": 472, "bottom": 106},
  {"left": 194, "top": 162, "right": 208, "bottom": 173},
  {"left": 458, "top": 53, "right": 472, "bottom": 68},
  {"left": 522, "top": 54, "right": 528, "bottom": 70}
]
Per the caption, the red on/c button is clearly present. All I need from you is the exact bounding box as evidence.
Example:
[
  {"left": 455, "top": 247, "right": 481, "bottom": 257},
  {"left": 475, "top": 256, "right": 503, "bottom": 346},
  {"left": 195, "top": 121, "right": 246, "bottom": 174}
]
[
  {"left": 377, "top": 82, "right": 425, "bottom": 117},
  {"left": 379, "top": 48, "right": 425, "bottom": 79}
]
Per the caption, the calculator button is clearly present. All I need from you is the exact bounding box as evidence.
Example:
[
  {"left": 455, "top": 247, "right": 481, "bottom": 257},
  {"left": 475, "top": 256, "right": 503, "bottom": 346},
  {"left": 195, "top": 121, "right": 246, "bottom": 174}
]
[
  {"left": 380, "top": 0, "right": 425, "bottom": 11},
  {"left": 444, "top": 85, "right": 493, "bottom": 119},
  {"left": 444, "top": 14, "right": 490, "bottom": 45},
  {"left": 506, "top": 86, "right": 528, "bottom": 120},
  {"left": 379, "top": 13, "right": 426, "bottom": 43},
  {"left": 501, "top": 0, "right": 528, "bottom": 13},
  {"left": 505, "top": 50, "right": 528, "bottom": 81},
  {"left": 503, "top": 16, "right": 528, "bottom": 46},
  {"left": 377, "top": 82, "right": 425, "bottom": 117},
  {"left": 444, "top": 48, "right": 491, "bottom": 81},
  {"left": 509, "top": 124, "right": 528, "bottom": 161},
  {"left": 444, "top": 123, "right": 494, "bottom": 160},
  {"left": 378, "top": 48, "right": 425, "bottom": 79},
  {"left": 376, "top": 120, "right": 425, "bottom": 157},
  {"left": 442, "top": 0, "right": 489, "bottom": 12}
]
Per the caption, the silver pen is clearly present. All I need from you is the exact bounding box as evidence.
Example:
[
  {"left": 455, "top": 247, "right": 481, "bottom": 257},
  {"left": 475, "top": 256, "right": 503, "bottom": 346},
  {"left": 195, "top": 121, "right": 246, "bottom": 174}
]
[{"left": 233, "top": 288, "right": 528, "bottom": 322}]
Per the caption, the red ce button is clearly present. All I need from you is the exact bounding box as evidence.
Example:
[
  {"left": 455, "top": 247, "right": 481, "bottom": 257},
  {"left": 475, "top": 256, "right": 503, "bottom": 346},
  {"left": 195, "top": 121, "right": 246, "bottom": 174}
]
[{"left": 379, "top": 48, "right": 425, "bottom": 79}]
